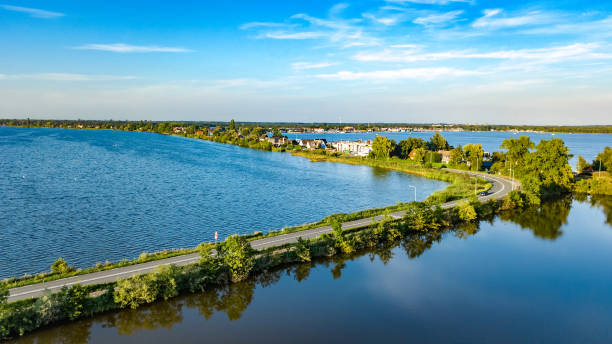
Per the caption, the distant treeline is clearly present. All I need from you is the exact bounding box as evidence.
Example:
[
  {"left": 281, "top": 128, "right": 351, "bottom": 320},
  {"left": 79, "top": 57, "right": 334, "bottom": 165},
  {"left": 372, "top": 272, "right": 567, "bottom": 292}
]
[{"left": 1, "top": 118, "right": 611, "bottom": 134}]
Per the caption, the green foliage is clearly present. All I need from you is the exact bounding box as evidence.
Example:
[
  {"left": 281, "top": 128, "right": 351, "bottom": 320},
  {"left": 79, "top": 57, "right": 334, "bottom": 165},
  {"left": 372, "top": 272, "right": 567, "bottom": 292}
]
[
  {"left": 0, "top": 284, "right": 8, "bottom": 308},
  {"left": 428, "top": 131, "right": 449, "bottom": 151},
  {"left": 51, "top": 258, "right": 74, "bottom": 274},
  {"left": 464, "top": 144, "right": 484, "bottom": 171},
  {"left": 272, "top": 128, "right": 283, "bottom": 138},
  {"left": 114, "top": 274, "right": 159, "bottom": 309},
  {"left": 450, "top": 145, "right": 464, "bottom": 165},
  {"left": 57, "top": 285, "right": 87, "bottom": 320},
  {"left": 295, "top": 238, "right": 311, "bottom": 262},
  {"left": 593, "top": 146, "right": 612, "bottom": 172},
  {"left": 370, "top": 136, "right": 392, "bottom": 160},
  {"left": 457, "top": 201, "right": 477, "bottom": 222},
  {"left": 523, "top": 138, "right": 574, "bottom": 202},
  {"left": 425, "top": 151, "right": 442, "bottom": 164},
  {"left": 500, "top": 190, "right": 526, "bottom": 210},
  {"left": 398, "top": 137, "right": 426, "bottom": 159},
  {"left": 501, "top": 136, "right": 535, "bottom": 166},
  {"left": 403, "top": 203, "right": 443, "bottom": 232},
  {"left": 217, "top": 235, "right": 255, "bottom": 282},
  {"left": 229, "top": 119, "right": 236, "bottom": 131},
  {"left": 114, "top": 266, "right": 179, "bottom": 309},
  {"left": 577, "top": 155, "right": 590, "bottom": 173},
  {"left": 413, "top": 147, "right": 426, "bottom": 164},
  {"left": 330, "top": 218, "right": 343, "bottom": 239},
  {"left": 250, "top": 127, "right": 264, "bottom": 138},
  {"left": 575, "top": 175, "right": 612, "bottom": 195}
]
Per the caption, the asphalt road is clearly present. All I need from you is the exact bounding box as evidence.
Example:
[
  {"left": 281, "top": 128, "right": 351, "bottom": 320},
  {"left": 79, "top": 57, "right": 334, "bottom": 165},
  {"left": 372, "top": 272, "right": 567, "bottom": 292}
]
[{"left": 7, "top": 169, "right": 517, "bottom": 302}]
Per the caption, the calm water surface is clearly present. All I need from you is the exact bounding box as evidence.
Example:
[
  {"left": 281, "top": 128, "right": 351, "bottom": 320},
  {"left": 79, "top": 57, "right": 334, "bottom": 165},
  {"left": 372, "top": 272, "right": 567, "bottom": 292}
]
[
  {"left": 295, "top": 131, "right": 612, "bottom": 168},
  {"left": 11, "top": 196, "right": 612, "bottom": 343},
  {"left": 0, "top": 127, "right": 446, "bottom": 278}
]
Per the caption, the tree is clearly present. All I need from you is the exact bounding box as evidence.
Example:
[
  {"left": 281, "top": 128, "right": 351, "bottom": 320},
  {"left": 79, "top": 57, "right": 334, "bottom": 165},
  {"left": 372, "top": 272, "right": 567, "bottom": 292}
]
[
  {"left": 272, "top": 128, "right": 283, "bottom": 138},
  {"left": 464, "top": 144, "right": 484, "bottom": 171},
  {"left": 217, "top": 235, "right": 255, "bottom": 282},
  {"left": 51, "top": 258, "right": 74, "bottom": 274},
  {"left": 114, "top": 274, "right": 160, "bottom": 309},
  {"left": 428, "top": 131, "right": 449, "bottom": 151},
  {"left": 241, "top": 127, "right": 250, "bottom": 137},
  {"left": 577, "top": 155, "right": 590, "bottom": 173},
  {"left": 457, "top": 201, "right": 477, "bottom": 222},
  {"left": 450, "top": 145, "right": 464, "bottom": 165},
  {"left": 229, "top": 119, "right": 236, "bottom": 131},
  {"left": 57, "top": 285, "right": 87, "bottom": 320},
  {"left": 295, "top": 237, "right": 311, "bottom": 262},
  {"left": 370, "top": 136, "right": 392, "bottom": 160},
  {"left": 413, "top": 147, "right": 426, "bottom": 164},
  {"left": 501, "top": 136, "right": 534, "bottom": 167},
  {"left": 522, "top": 138, "right": 573, "bottom": 203},
  {"left": 593, "top": 146, "right": 612, "bottom": 172},
  {"left": 398, "top": 137, "right": 426, "bottom": 159},
  {"left": 250, "top": 127, "right": 264, "bottom": 139}
]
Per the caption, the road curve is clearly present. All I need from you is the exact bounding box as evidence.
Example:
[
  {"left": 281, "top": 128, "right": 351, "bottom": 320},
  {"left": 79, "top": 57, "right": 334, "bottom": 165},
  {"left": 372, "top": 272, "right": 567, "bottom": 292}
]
[{"left": 7, "top": 169, "right": 517, "bottom": 302}]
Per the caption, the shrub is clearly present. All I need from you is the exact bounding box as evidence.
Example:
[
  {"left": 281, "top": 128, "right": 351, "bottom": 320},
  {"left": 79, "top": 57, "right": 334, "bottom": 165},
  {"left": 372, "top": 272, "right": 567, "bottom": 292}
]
[
  {"left": 295, "top": 238, "right": 311, "bottom": 262},
  {"left": 500, "top": 190, "right": 525, "bottom": 210},
  {"left": 113, "top": 269, "right": 178, "bottom": 309},
  {"left": 56, "top": 285, "right": 87, "bottom": 320},
  {"left": 50, "top": 258, "right": 74, "bottom": 274},
  {"left": 217, "top": 235, "right": 255, "bottom": 282},
  {"left": 0, "top": 283, "right": 7, "bottom": 308},
  {"left": 457, "top": 201, "right": 477, "bottom": 222}
]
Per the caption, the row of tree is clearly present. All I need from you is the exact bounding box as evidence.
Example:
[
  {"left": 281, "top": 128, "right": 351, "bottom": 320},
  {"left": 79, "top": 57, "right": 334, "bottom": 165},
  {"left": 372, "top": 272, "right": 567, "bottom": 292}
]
[{"left": 3, "top": 118, "right": 612, "bottom": 134}]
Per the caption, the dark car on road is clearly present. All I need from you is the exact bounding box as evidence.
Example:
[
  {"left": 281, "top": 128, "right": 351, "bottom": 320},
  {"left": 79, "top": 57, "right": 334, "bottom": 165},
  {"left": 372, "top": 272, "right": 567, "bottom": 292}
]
[{"left": 479, "top": 191, "right": 488, "bottom": 196}]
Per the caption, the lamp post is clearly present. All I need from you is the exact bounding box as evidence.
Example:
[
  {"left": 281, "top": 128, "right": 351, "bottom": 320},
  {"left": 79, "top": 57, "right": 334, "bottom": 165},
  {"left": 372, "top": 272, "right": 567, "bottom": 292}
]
[{"left": 408, "top": 185, "right": 417, "bottom": 202}]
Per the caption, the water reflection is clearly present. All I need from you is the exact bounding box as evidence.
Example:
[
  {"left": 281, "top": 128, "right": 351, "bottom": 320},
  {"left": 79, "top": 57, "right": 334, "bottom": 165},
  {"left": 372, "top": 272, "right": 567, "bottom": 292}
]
[
  {"left": 12, "top": 197, "right": 597, "bottom": 343},
  {"left": 497, "top": 197, "right": 572, "bottom": 240},
  {"left": 587, "top": 195, "right": 612, "bottom": 226},
  {"left": 370, "top": 166, "right": 392, "bottom": 178}
]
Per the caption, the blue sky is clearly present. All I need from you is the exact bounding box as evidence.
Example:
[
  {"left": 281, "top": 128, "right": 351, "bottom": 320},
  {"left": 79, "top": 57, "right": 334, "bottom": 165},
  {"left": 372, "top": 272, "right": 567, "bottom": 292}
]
[{"left": 1, "top": 0, "right": 611, "bottom": 124}]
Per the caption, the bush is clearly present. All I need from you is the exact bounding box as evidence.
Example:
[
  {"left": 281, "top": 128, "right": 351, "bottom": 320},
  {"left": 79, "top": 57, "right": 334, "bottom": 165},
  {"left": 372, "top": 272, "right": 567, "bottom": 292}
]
[
  {"left": 113, "top": 267, "right": 178, "bottom": 310},
  {"left": 217, "top": 235, "right": 255, "bottom": 282},
  {"left": 457, "top": 201, "right": 477, "bottom": 222},
  {"left": 0, "top": 284, "right": 7, "bottom": 308},
  {"left": 114, "top": 274, "right": 159, "bottom": 309},
  {"left": 50, "top": 258, "right": 74, "bottom": 274},
  {"left": 500, "top": 190, "right": 525, "bottom": 210},
  {"left": 295, "top": 238, "right": 311, "bottom": 262},
  {"left": 403, "top": 203, "right": 443, "bottom": 232},
  {"left": 56, "top": 285, "right": 87, "bottom": 320}
]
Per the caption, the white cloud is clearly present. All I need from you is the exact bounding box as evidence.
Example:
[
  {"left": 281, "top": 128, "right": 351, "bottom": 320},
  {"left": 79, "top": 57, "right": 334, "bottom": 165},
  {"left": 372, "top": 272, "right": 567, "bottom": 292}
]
[
  {"left": 472, "top": 9, "right": 548, "bottom": 28},
  {"left": 0, "top": 4, "right": 64, "bottom": 18},
  {"left": 73, "top": 43, "right": 192, "bottom": 53},
  {"left": 329, "top": 3, "right": 350, "bottom": 16},
  {"left": 414, "top": 10, "right": 463, "bottom": 26},
  {"left": 262, "top": 31, "right": 327, "bottom": 39},
  {"left": 363, "top": 13, "right": 399, "bottom": 26},
  {"left": 353, "top": 43, "right": 612, "bottom": 64},
  {"left": 292, "top": 62, "right": 339, "bottom": 70},
  {"left": 0, "top": 73, "right": 137, "bottom": 81},
  {"left": 239, "top": 22, "right": 292, "bottom": 30},
  {"left": 241, "top": 4, "right": 378, "bottom": 48},
  {"left": 316, "top": 67, "right": 479, "bottom": 81}
]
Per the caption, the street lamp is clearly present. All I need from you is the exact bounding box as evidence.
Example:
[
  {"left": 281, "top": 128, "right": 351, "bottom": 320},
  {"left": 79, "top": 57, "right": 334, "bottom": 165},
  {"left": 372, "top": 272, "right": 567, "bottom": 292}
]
[{"left": 408, "top": 185, "right": 417, "bottom": 202}]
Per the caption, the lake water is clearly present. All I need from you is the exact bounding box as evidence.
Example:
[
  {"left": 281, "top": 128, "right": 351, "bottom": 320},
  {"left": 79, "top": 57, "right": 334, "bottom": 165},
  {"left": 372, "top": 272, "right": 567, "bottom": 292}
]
[
  {"left": 10, "top": 196, "right": 612, "bottom": 343},
  {"left": 0, "top": 127, "right": 446, "bottom": 278},
  {"left": 294, "top": 131, "right": 612, "bottom": 168}
]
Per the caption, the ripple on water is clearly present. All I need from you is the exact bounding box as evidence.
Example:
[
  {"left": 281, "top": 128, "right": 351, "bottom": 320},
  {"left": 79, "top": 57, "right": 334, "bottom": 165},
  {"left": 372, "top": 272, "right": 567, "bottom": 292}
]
[{"left": 0, "top": 127, "right": 447, "bottom": 278}]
